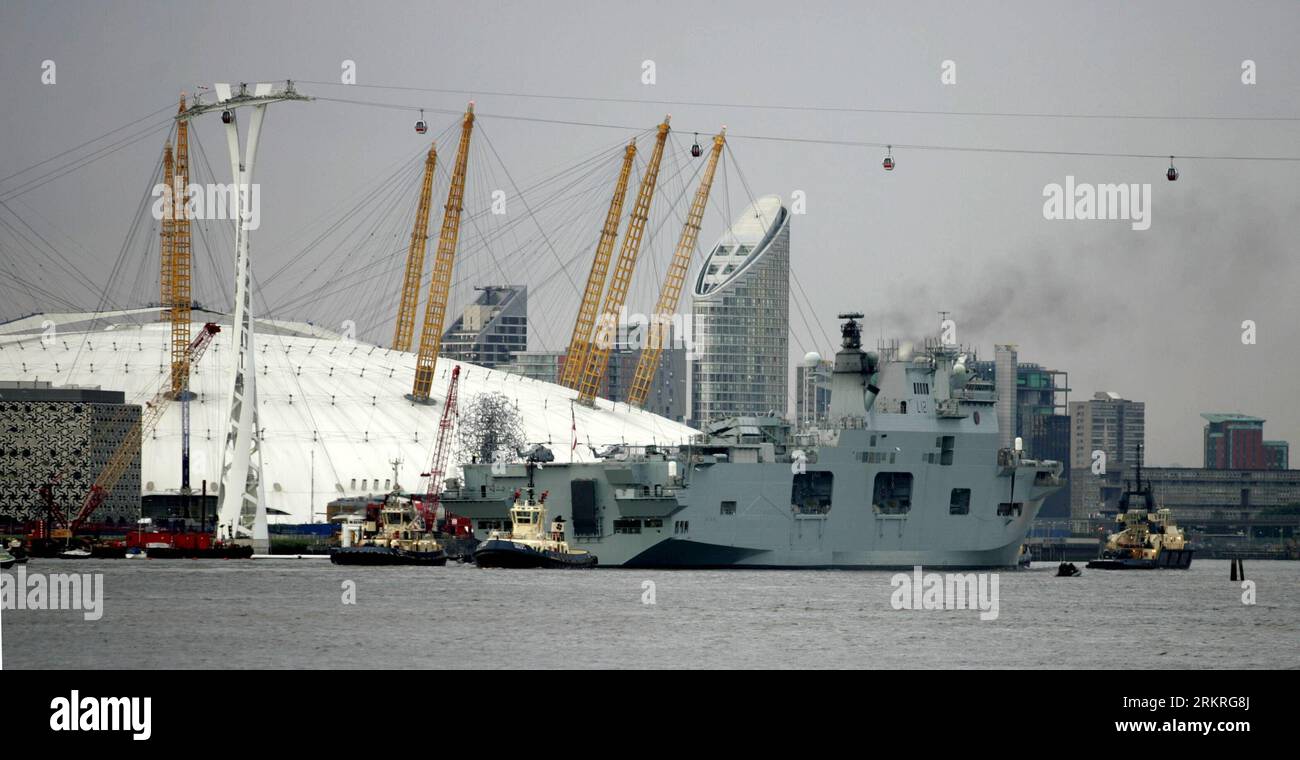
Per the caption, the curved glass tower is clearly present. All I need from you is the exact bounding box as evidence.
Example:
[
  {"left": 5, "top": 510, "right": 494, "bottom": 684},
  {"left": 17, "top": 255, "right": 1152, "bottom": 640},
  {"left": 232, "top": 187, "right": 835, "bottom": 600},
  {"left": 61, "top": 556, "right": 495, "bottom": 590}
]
[{"left": 691, "top": 195, "right": 789, "bottom": 424}]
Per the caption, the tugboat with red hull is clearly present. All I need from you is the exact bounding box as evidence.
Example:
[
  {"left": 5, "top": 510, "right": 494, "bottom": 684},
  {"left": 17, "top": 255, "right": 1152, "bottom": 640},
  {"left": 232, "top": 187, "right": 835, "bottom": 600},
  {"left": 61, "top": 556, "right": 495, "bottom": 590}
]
[{"left": 473, "top": 450, "right": 597, "bottom": 570}]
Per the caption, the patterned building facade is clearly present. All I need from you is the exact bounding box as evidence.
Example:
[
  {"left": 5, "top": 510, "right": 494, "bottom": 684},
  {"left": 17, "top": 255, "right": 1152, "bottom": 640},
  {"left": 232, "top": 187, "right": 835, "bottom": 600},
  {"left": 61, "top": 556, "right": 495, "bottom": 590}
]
[{"left": 0, "top": 382, "right": 141, "bottom": 524}]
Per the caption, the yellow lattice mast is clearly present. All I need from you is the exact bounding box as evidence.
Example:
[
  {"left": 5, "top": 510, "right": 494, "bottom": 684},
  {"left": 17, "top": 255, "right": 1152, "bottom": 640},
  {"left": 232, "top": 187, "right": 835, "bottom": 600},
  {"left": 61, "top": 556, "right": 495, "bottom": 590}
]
[
  {"left": 159, "top": 144, "right": 175, "bottom": 322},
  {"left": 576, "top": 116, "right": 671, "bottom": 404},
  {"left": 627, "top": 128, "right": 725, "bottom": 408},
  {"left": 393, "top": 142, "right": 438, "bottom": 352},
  {"left": 170, "top": 92, "right": 193, "bottom": 397},
  {"left": 411, "top": 103, "right": 474, "bottom": 401},
  {"left": 558, "top": 138, "right": 637, "bottom": 389}
]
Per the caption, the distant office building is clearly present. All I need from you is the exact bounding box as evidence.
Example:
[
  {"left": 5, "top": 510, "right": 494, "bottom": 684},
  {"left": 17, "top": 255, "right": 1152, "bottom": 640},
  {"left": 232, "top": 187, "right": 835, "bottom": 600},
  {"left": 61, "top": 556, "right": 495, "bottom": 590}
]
[
  {"left": 968, "top": 357, "right": 1071, "bottom": 517},
  {"left": 0, "top": 381, "right": 141, "bottom": 524},
  {"left": 1068, "top": 391, "right": 1145, "bottom": 523},
  {"left": 1124, "top": 467, "right": 1300, "bottom": 525},
  {"left": 441, "top": 285, "right": 527, "bottom": 368},
  {"left": 499, "top": 350, "right": 562, "bottom": 384},
  {"left": 497, "top": 327, "right": 688, "bottom": 423},
  {"left": 993, "top": 345, "right": 1018, "bottom": 451},
  {"left": 691, "top": 195, "right": 789, "bottom": 425},
  {"left": 602, "top": 328, "right": 688, "bottom": 423},
  {"left": 1264, "top": 440, "right": 1289, "bottom": 470},
  {"left": 795, "top": 356, "right": 832, "bottom": 427},
  {"left": 968, "top": 359, "right": 1070, "bottom": 460},
  {"left": 1202, "top": 413, "right": 1268, "bottom": 469}
]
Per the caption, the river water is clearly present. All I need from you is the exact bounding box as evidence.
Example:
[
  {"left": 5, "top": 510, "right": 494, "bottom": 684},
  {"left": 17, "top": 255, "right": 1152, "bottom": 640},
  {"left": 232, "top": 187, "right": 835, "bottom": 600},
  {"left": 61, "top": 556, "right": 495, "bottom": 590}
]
[{"left": 2, "top": 559, "right": 1296, "bottom": 669}]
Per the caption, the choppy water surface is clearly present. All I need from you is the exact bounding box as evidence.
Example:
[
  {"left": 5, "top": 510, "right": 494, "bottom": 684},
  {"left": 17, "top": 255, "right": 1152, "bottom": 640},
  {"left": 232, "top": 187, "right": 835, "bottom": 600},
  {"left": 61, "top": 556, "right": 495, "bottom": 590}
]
[{"left": 3, "top": 559, "right": 1296, "bottom": 668}]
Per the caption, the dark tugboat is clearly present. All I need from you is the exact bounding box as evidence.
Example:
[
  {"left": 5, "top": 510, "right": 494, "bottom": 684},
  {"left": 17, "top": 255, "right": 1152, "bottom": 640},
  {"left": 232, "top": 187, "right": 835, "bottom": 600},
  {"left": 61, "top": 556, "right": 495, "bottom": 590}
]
[
  {"left": 473, "top": 451, "right": 597, "bottom": 569},
  {"left": 1086, "top": 445, "right": 1193, "bottom": 570},
  {"left": 329, "top": 493, "right": 447, "bottom": 566}
]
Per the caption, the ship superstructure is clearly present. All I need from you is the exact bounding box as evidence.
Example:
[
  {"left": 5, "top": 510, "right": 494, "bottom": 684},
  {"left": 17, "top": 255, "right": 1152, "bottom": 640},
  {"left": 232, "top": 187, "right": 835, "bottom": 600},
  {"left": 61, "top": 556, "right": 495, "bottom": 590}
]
[{"left": 441, "top": 313, "right": 1063, "bottom": 568}]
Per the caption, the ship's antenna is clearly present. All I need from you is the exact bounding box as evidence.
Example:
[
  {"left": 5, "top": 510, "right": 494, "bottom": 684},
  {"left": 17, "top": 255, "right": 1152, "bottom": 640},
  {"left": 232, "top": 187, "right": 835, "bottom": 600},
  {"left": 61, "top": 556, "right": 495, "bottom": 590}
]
[{"left": 1135, "top": 442, "right": 1143, "bottom": 491}]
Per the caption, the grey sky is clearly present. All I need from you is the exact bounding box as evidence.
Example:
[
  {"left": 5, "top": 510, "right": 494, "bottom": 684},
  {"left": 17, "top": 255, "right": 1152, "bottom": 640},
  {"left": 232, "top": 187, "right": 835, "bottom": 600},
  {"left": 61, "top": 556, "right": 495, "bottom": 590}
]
[{"left": 1, "top": 0, "right": 1297, "bottom": 465}]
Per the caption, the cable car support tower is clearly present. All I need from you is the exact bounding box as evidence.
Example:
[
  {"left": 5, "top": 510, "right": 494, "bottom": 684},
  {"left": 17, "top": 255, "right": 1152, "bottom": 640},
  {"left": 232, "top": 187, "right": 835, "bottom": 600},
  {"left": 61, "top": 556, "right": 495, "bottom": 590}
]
[{"left": 178, "top": 82, "right": 310, "bottom": 553}]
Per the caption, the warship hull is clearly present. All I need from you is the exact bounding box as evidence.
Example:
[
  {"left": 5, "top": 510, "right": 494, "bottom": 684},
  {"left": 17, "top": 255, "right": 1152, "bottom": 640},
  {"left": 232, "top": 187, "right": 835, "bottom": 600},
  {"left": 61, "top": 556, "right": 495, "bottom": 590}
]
[{"left": 442, "top": 426, "right": 1061, "bottom": 569}]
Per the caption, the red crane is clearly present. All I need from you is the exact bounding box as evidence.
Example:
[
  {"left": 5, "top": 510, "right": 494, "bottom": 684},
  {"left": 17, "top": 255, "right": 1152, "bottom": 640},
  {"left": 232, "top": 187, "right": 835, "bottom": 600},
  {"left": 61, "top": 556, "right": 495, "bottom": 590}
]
[
  {"left": 421, "top": 364, "right": 462, "bottom": 532},
  {"left": 81, "top": 324, "right": 221, "bottom": 532}
]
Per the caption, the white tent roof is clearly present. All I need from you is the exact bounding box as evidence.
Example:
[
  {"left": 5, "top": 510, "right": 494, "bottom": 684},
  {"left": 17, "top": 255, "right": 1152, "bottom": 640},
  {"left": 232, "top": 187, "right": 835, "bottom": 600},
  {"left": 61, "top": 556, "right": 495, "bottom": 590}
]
[{"left": 0, "top": 309, "right": 697, "bottom": 522}]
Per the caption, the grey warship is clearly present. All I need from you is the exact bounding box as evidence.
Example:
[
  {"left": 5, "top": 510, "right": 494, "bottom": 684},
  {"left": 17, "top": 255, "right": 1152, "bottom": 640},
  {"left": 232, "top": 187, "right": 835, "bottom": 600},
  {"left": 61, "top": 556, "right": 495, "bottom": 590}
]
[{"left": 440, "top": 314, "right": 1063, "bottom": 568}]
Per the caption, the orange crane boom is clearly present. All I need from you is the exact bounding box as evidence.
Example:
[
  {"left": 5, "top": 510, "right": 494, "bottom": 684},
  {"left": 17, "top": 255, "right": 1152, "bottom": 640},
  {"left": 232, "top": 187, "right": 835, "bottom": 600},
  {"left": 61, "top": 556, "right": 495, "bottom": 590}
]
[
  {"left": 393, "top": 143, "right": 438, "bottom": 352},
  {"left": 159, "top": 143, "right": 175, "bottom": 321},
  {"left": 576, "top": 117, "right": 671, "bottom": 404},
  {"left": 627, "top": 128, "right": 726, "bottom": 407},
  {"left": 70, "top": 323, "right": 221, "bottom": 531},
  {"left": 558, "top": 139, "right": 638, "bottom": 389},
  {"left": 411, "top": 103, "right": 474, "bottom": 401},
  {"left": 170, "top": 93, "right": 193, "bottom": 397}
]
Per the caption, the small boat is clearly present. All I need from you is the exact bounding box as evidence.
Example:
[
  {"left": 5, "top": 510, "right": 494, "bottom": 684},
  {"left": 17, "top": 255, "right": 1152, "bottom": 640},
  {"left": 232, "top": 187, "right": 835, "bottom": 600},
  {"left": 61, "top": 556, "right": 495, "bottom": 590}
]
[
  {"left": 1056, "top": 562, "right": 1081, "bottom": 577},
  {"left": 473, "top": 458, "right": 597, "bottom": 569},
  {"left": 1085, "top": 445, "right": 1193, "bottom": 571},
  {"left": 57, "top": 547, "right": 93, "bottom": 560},
  {"left": 4, "top": 540, "right": 28, "bottom": 566},
  {"left": 328, "top": 493, "right": 447, "bottom": 566}
]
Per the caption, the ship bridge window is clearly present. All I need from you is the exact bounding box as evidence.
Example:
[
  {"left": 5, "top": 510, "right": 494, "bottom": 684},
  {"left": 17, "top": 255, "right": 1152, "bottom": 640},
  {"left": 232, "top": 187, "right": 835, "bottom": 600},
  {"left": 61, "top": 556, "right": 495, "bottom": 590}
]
[
  {"left": 949, "top": 488, "right": 971, "bottom": 515},
  {"left": 873, "top": 472, "right": 913, "bottom": 514},
  {"left": 792, "top": 472, "right": 834, "bottom": 515},
  {"left": 614, "top": 518, "right": 642, "bottom": 534}
]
